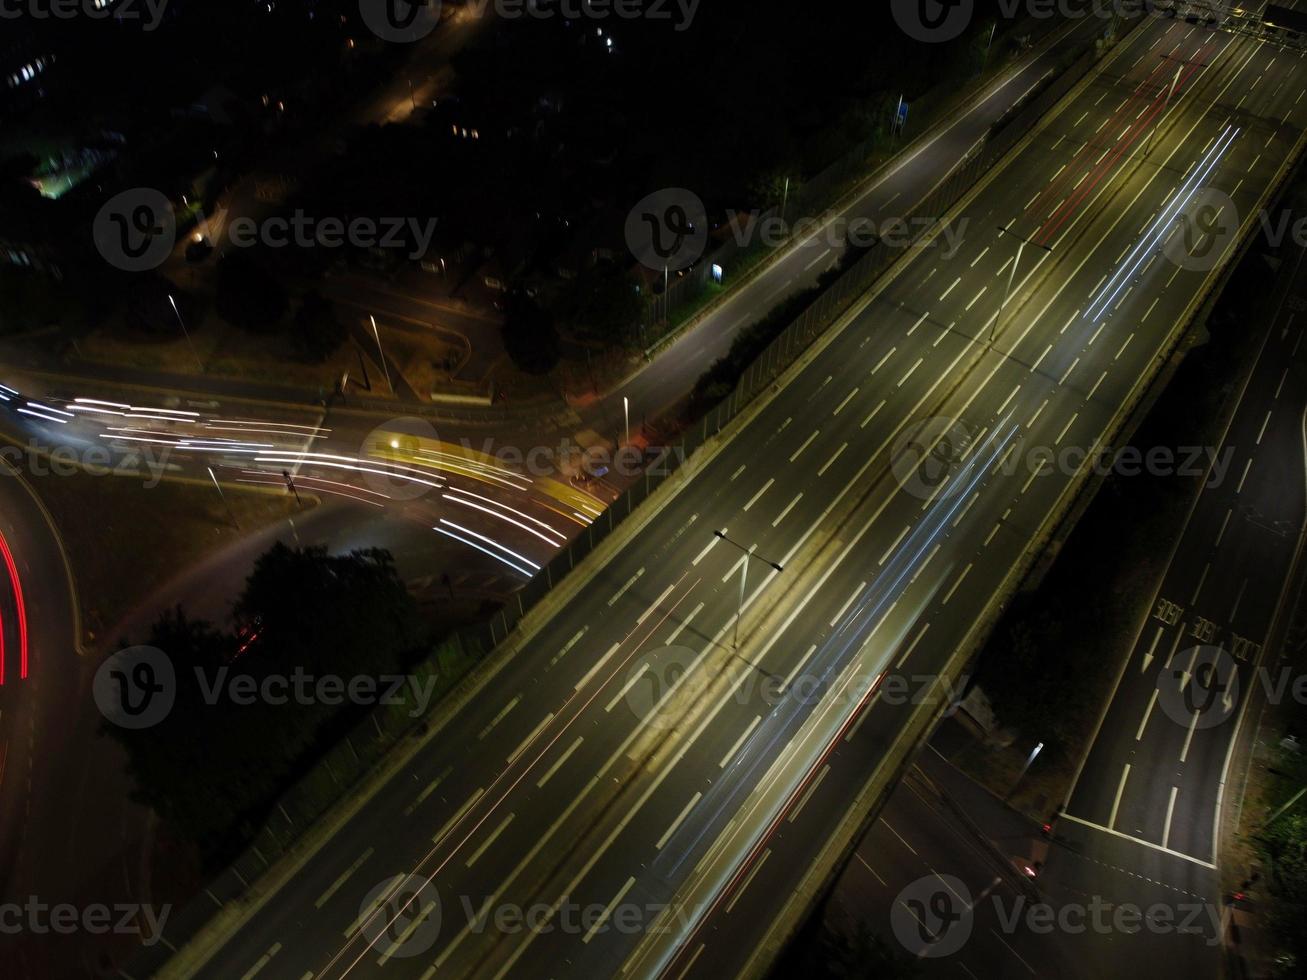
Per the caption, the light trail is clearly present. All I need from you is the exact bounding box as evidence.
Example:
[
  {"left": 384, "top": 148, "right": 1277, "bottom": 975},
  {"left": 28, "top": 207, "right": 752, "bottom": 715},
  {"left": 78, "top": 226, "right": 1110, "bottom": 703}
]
[
  {"left": 16, "top": 408, "right": 68, "bottom": 425},
  {"left": 0, "top": 530, "right": 29, "bottom": 681},
  {"left": 432, "top": 524, "right": 536, "bottom": 578},
  {"left": 437, "top": 518, "right": 541, "bottom": 573},
  {"left": 1085, "top": 123, "right": 1239, "bottom": 320},
  {"left": 442, "top": 489, "right": 567, "bottom": 545}
]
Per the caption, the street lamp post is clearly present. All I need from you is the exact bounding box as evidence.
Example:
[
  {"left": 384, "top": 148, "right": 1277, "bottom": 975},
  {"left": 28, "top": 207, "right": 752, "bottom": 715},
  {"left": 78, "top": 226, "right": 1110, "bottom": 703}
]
[
  {"left": 1145, "top": 64, "right": 1185, "bottom": 158},
  {"left": 207, "top": 466, "right": 239, "bottom": 530},
  {"left": 623, "top": 396, "right": 630, "bottom": 447},
  {"left": 663, "top": 264, "right": 670, "bottom": 324},
  {"left": 1005, "top": 740, "right": 1044, "bottom": 802},
  {"left": 370, "top": 315, "right": 393, "bottom": 394},
  {"left": 168, "top": 294, "right": 204, "bottom": 372},
  {"left": 713, "top": 530, "right": 784, "bottom": 649},
  {"left": 994, "top": 226, "right": 1052, "bottom": 346},
  {"left": 1145, "top": 54, "right": 1206, "bottom": 159}
]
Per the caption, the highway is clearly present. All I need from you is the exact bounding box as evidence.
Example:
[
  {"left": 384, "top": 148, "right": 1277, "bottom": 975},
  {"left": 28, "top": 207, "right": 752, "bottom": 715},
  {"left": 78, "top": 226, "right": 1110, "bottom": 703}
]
[
  {"left": 0, "top": 16, "right": 1129, "bottom": 620},
  {"left": 0, "top": 459, "right": 161, "bottom": 979},
  {"left": 822, "top": 744, "right": 1072, "bottom": 979},
  {"left": 1038, "top": 193, "right": 1307, "bottom": 978},
  {"left": 0, "top": 13, "right": 1133, "bottom": 978},
  {"left": 759, "top": 231, "right": 1307, "bottom": 980},
  {"left": 151, "top": 13, "right": 1307, "bottom": 980}
]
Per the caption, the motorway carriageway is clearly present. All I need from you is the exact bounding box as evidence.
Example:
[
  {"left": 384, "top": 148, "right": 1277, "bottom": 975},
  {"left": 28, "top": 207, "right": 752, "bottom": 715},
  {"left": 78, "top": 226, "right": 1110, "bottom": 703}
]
[{"left": 187, "top": 16, "right": 1307, "bottom": 980}]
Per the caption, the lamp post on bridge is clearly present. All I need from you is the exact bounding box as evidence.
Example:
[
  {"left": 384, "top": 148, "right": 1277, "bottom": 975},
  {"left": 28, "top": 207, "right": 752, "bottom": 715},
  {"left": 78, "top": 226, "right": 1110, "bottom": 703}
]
[
  {"left": 994, "top": 226, "right": 1052, "bottom": 346},
  {"left": 713, "top": 530, "right": 784, "bottom": 650}
]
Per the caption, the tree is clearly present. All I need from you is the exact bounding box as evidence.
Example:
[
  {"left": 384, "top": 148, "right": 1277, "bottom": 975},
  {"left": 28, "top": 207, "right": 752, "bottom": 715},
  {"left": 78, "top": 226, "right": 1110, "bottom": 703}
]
[
  {"left": 502, "top": 295, "right": 560, "bottom": 375},
  {"left": 105, "top": 545, "right": 424, "bottom": 866},
  {"left": 291, "top": 290, "right": 346, "bottom": 362},
  {"left": 1261, "top": 808, "right": 1307, "bottom": 975},
  {"left": 215, "top": 251, "right": 288, "bottom": 332},
  {"left": 107, "top": 608, "right": 253, "bottom": 860},
  {"left": 820, "top": 921, "right": 919, "bottom": 979},
  {"left": 122, "top": 273, "right": 181, "bottom": 336},
  {"left": 556, "top": 263, "right": 645, "bottom": 349},
  {"left": 234, "top": 543, "right": 421, "bottom": 682}
]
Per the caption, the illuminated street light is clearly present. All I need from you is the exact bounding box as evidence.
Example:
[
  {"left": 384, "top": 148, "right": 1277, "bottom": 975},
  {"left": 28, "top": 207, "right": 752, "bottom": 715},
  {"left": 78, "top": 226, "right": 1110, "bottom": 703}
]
[
  {"left": 1145, "top": 64, "right": 1184, "bottom": 158},
  {"left": 207, "top": 465, "right": 239, "bottom": 530},
  {"left": 1145, "top": 53, "right": 1207, "bottom": 158},
  {"left": 370, "top": 315, "right": 393, "bottom": 394},
  {"left": 168, "top": 294, "right": 204, "bottom": 372},
  {"left": 1005, "top": 740, "right": 1044, "bottom": 802},
  {"left": 713, "top": 530, "right": 784, "bottom": 650},
  {"left": 994, "top": 226, "right": 1052, "bottom": 346}
]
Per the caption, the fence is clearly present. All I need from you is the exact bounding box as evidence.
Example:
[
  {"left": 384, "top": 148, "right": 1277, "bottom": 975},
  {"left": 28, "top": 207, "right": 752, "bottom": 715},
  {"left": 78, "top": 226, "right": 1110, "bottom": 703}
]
[
  {"left": 644, "top": 6, "right": 1085, "bottom": 337},
  {"left": 130, "top": 15, "right": 1140, "bottom": 977},
  {"left": 124, "top": 633, "right": 484, "bottom": 976},
  {"left": 475, "top": 24, "right": 1122, "bottom": 649}
]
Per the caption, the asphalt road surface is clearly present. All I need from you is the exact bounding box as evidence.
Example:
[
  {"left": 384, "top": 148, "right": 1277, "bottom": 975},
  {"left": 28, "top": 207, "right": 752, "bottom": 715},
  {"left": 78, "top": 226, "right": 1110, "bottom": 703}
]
[
  {"left": 162, "top": 15, "right": 1307, "bottom": 980},
  {"left": 0, "top": 14, "right": 1125, "bottom": 979},
  {"left": 1039, "top": 200, "right": 1307, "bottom": 980},
  {"left": 0, "top": 464, "right": 160, "bottom": 978}
]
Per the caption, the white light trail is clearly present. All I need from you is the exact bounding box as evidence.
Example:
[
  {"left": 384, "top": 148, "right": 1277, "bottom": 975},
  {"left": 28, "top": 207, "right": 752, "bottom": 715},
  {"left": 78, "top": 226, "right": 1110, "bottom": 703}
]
[
  {"left": 437, "top": 518, "right": 540, "bottom": 572},
  {"left": 432, "top": 523, "right": 535, "bottom": 578}
]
